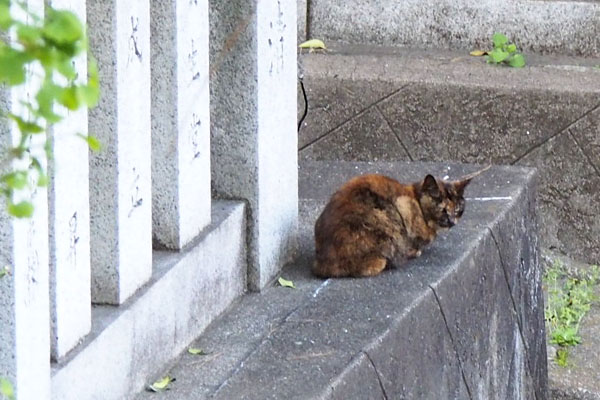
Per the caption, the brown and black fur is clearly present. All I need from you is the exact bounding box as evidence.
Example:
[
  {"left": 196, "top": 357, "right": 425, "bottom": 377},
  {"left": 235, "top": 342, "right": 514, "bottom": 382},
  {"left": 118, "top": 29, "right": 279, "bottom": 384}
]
[{"left": 313, "top": 167, "right": 489, "bottom": 278}]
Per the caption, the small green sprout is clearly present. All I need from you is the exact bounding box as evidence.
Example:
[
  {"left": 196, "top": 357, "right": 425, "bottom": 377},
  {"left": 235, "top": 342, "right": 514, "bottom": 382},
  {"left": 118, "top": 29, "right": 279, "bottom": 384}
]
[{"left": 486, "top": 33, "right": 526, "bottom": 68}]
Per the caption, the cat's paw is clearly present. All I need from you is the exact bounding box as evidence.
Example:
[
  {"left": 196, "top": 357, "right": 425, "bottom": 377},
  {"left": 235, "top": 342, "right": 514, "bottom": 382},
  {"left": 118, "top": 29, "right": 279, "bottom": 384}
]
[{"left": 406, "top": 249, "right": 422, "bottom": 259}]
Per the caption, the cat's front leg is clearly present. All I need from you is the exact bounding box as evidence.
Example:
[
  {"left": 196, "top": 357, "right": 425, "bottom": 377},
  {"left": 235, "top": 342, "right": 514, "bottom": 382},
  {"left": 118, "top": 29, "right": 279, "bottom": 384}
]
[{"left": 388, "top": 247, "right": 421, "bottom": 268}]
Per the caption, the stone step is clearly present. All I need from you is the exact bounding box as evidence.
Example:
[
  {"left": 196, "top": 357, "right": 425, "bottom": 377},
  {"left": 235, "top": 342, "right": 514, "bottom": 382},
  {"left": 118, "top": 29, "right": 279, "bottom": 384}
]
[
  {"left": 135, "top": 160, "right": 546, "bottom": 399},
  {"left": 306, "top": 0, "right": 600, "bottom": 57},
  {"left": 50, "top": 201, "right": 247, "bottom": 400},
  {"left": 298, "top": 43, "right": 600, "bottom": 267}
]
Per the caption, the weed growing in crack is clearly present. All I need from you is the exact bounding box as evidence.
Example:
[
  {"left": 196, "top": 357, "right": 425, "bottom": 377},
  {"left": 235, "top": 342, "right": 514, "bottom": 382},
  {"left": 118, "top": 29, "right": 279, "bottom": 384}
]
[
  {"left": 544, "top": 260, "right": 599, "bottom": 366},
  {"left": 486, "top": 33, "right": 526, "bottom": 68}
]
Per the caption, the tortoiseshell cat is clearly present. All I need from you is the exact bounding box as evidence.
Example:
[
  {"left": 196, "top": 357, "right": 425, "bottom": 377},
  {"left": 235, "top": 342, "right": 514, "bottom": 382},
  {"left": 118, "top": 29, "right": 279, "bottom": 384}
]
[{"left": 313, "top": 166, "right": 490, "bottom": 278}]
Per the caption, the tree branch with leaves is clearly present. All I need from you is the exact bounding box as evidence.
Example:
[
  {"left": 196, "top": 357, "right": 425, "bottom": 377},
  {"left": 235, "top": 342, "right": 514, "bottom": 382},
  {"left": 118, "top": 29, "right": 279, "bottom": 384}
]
[{"left": 0, "top": 0, "right": 99, "bottom": 218}]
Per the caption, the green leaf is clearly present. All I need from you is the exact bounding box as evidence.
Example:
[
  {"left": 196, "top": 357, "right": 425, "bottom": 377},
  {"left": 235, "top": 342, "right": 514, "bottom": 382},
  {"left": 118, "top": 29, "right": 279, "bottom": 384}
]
[
  {"left": 58, "top": 86, "right": 80, "bottom": 110},
  {"left": 0, "top": 378, "right": 15, "bottom": 400},
  {"left": 492, "top": 33, "right": 508, "bottom": 48},
  {"left": 7, "top": 114, "right": 44, "bottom": 134},
  {"left": 148, "top": 376, "right": 175, "bottom": 392},
  {"left": 556, "top": 348, "right": 569, "bottom": 367},
  {"left": 278, "top": 277, "right": 296, "bottom": 288},
  {"left": 2, "top": 171, "right": 29, "bottom": 190},
  {"left": 16, "top": 24, "right": 42, "bottom": 47},
  {"left": 0, "top": 47, "right": 29, "bottom": 85},
  {"left": 37, "top": 173, "right": 48, "bottom": 187},
  {"left": 76, "top": 84, "right": 99, "bottom": 108},
  {"left": 550, "top": 324, "right": 581, "bottom": 346},
  {"left": 0, "top": 265, "right": 10, "bottom": 279},
  {"left": 507, "top": 54, "right": 526, "bottom": 68},
  {"left": 78, "top": 58, "right": 100, "bottom": 107},
  {"left": 0, "top": 4, "right": 13, "bottom": 30},
  {"left": 299, "top": 39, "right": 327, "bottom": 50},
  {"left": 35, "top": 82, "right": 63, "bottom": 123},
  {"left": 488, "top": 49, "right": 509, "bottom": 64},
  {"left": 56, "top": 58, "right": 77, "bottom": 81},
  {"left": 8, "top": 201, "right": 34, "bottom": 218},
  {"left": 77, "top": 133, "right": 101, "bottom": 151},
  {"left": 187, "top": 347, "right": 207, "bottom": 355},
  {"left": 506, "top": 43, "right": 517, "bottom": 53},
  {"left": 42, "top": 9, "right": 83, "bottom": 45}
]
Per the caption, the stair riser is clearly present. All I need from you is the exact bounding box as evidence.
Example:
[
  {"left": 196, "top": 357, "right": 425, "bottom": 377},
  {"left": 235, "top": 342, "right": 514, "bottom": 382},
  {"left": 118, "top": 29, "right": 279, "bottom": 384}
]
[{"left": 309, "top": 0, "right": 600, "bottom": 57}]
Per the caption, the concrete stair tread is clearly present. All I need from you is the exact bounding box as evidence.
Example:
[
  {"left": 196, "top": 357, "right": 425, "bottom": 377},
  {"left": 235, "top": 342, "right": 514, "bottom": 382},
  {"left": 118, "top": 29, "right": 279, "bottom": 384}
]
[
  {"left": 136, "top": 160, "right": 545, "bottom": 399},
  {"left": 300, "top": 42, "right": 600, "bottom": 93}
]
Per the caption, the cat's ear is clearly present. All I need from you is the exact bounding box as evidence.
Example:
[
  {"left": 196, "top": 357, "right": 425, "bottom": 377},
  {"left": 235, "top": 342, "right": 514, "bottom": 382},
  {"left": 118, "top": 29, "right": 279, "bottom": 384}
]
[
  {"left": 422, "top": 174, "right": 441, "bottom": 198},
  {"left": 453, "top": 178, "right": 472, "bottom": 196}
]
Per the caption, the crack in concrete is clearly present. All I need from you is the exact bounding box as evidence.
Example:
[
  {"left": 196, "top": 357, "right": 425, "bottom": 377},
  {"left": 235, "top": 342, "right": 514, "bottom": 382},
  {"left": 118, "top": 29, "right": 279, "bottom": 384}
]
[
  {"left": 298, "top": 84, "right": 411, "bottom": 152},
  {"left": 375, "top": 105, "right": 414, "bottom": 161},
  {"left": 211, "top": 290, "right": 318, "bottom": 396},
  {"left": 362, "top": 350, "right": 389, "bottom": 400},
  {"left": 487, "top": 227, "right": 539, "bottom": 400},
  {"left": 428, "top": 285, "right": 474, "bottom": 400},
  {"left": 567, "top": 129, "right": 600, "bottom": 180},
  {"left": 512, "top": 101, "right": 600, "bottom": 165}
]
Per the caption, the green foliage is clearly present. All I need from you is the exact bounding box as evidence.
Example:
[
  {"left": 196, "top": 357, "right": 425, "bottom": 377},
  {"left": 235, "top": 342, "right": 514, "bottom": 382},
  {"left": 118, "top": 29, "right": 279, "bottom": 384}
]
[
  {"left": 0, "top": 0, "right": 99, "bottom": 218},
  {"left": 555, "top": 348, "right": 569, "bottom": 367},
  {"left": 486, "top": 33, "right": 526, "bottom": 68},
  {"left": 0, "top": 378, "right": 14, "bottom": 400},
  {"left": 544, "top": 260, "right": 599, "bottom": 366}
]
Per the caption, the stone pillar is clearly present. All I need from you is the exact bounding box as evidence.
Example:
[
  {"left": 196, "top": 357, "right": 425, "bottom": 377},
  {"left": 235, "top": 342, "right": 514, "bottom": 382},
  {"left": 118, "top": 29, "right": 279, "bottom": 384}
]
[
  {"left": 0, "top": 1, "right": 51, "bottom": 397},
  {"left": 150, "top": 0, "right": 211, "bottom": 250},
  {"left": 210, "top": 0, "right": 298, "bottom": 290},
  {"left": 87, "top": 0, "right": 152, "bottom": 304},
  {"left": 298, "top": 0, "right": 307, "bottom": 42},
  {"left": 47, "top": 0, "right": 91, "bottom": 361}
]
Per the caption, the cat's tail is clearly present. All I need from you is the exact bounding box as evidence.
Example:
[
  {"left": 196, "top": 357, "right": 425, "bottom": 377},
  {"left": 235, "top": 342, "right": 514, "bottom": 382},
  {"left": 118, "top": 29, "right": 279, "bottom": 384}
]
[{"left": 459, "top": 164, "right": 491, "bottom": 181}]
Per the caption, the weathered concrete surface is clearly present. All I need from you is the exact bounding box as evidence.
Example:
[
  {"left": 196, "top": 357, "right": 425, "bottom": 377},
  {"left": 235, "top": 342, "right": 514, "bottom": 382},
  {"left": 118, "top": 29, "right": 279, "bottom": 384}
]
[
  {"left": 51, "top": 201, "right": 246, "bottom": 400},
  {"left": 309, "top": 0, "right": 600, "bottom": 57},
  {"left": 136, "top": 161, "right": 546, "bottom": 400},
  {"left": 299, "top": 44, "right": 600, "bottom": 265}
]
